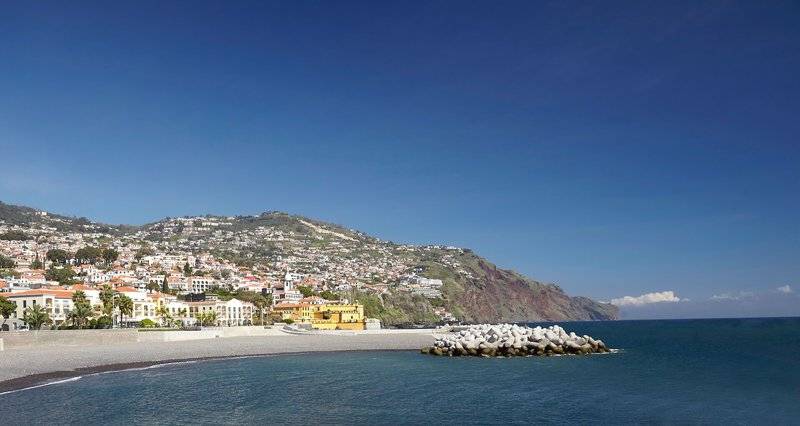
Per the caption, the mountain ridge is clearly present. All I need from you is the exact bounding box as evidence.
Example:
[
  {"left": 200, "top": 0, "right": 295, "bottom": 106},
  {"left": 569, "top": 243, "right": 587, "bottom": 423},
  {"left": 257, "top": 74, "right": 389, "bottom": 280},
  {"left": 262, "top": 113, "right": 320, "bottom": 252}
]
[{"left": 0, "top": 200, "right": 618, "bottom": 323}]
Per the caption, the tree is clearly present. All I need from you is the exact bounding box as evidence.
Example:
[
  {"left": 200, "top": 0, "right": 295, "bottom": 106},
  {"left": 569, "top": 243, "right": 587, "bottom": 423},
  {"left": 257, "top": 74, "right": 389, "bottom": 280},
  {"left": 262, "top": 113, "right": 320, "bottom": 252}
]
[
  {"left": 161, "top": 276, "right": 170, "bottom": 294},
  {"left": 68, "top": 291, "right": 93, "bottom": 329},
  {"left": 94, "top": 315, "right": 113, "bottom": 329},
  {"left": 155, "top": 304, "right": 172, "bottom": 327},
  {"left": 23, "top": 304, "right": 50, "bottom": 330},
  {"left": 0, "top": 255, "right": 16, "bottom": 269},
  {"left": 176, "top": 308, "right": 188, "bottom": 326},
  {"left": 146, "top": 281, "right": 160, "bottom": 293},
  {"left": 75, "top": 246, "right": 102, "bottom": 265},
  {"left": 297, "top": 285, "right": 315, "bottom": 298},
  {"left": 101, "top": 248, "right": 119, "bottom": 265},
  {"left": 134, "top": 246, "right": 154, "bottom": 261},
  {"left": 46, "top": 249, "right": 70, "bottom": 265},
  {"left": 116, "top": 294, "right": 133, "bottom": 327},
  {"left": 0, "top": 230, "right": 28, "bottom": 241},
  {"left": 196, "top": 311, "right": 218, "bottom": 326},
  {"left": 252, "top": 295, "right": 268, "bottom": 326},
  {"left": 99, "top": 284, "right": 117, "bottom": 317},
  {"left": 30, "top": 255, "right": 43, "bottom": 270},
  {"left": 183, "top": 262, "right": 193, "bottom": 276},
  {"left": 0, "top": 269, "right": 20, "bottom": 279},
  {"left": 69, "top": 304, "right": 93, "bottom": 329},
  {"left": 319, "top": 290, "right": 340, "bottom": 301},
  {"left": 45, "top": 266, "right": 77, "bottom": 285},
  {"left": 206, "top": 310, "right": 218, "bottom": 326},
  {"left": 0, "top": 296, "right": 17, "bottom": 331},
  {"left": 139, "top": 318, "right": 157, "bottom": 328}
]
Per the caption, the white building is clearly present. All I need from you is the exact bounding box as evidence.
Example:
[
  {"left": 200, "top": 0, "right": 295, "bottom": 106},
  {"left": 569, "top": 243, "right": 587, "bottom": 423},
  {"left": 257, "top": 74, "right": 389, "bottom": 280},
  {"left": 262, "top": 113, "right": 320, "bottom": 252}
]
[
  {"left": 187, "top": 298, "right": 254, "bottom": 326},
  {"left": 188, "top": 277, "right": 218, "bottom": 293},
  {"left": 272, "top": 276, "right": 302, "bottom": 305},
  {"left": 2, "top": 289, "right": 75, "bottom": 330}
]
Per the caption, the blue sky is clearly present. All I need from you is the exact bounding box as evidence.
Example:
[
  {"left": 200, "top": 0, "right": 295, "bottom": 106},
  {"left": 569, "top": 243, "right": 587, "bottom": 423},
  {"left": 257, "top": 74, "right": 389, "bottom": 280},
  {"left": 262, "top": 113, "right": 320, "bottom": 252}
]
[{"left": 1, "top": 1, "right": 798, "bottom": 317}]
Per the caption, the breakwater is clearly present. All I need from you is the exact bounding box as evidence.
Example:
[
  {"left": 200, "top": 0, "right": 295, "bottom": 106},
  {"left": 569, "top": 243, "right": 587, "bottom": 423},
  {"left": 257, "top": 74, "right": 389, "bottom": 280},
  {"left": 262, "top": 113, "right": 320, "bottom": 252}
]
[{"left": 421, "top": 324, "right": 610, "bottom": 357}]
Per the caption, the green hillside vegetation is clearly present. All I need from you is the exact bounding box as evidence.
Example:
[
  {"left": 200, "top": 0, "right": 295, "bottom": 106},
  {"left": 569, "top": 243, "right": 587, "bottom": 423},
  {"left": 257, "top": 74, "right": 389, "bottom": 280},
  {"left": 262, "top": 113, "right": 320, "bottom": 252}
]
[{"left": 0, "top": 200, "right": 618, "bottom": 324}]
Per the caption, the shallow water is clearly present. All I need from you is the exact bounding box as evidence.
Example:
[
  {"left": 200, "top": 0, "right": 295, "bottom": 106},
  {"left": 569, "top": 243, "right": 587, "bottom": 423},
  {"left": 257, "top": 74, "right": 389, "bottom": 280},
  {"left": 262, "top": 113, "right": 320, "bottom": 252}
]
[{"left": 1, "top": 317, "right": 799, "bottom": 425}]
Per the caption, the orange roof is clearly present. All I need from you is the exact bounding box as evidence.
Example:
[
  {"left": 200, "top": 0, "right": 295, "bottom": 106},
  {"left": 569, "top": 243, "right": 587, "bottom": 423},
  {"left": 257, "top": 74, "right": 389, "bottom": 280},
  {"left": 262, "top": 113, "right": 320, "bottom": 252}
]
[
  {"left": 71, "top": 284, "right": 95, "bottom": 291},
  {"left": 22, "top": 272, "right": 45, "bottom": 279},
  {"left": 5, "top": 289, "right": 74, "bottom": 299},
  {"left": 115, "top": 286, "right": 139, "bottom": 293},
  {"left": 273, "top": 302, "right": 299, "bottom": 308},
  {"left": 149, "top": 291, "right": 174, "bottom": 299}
]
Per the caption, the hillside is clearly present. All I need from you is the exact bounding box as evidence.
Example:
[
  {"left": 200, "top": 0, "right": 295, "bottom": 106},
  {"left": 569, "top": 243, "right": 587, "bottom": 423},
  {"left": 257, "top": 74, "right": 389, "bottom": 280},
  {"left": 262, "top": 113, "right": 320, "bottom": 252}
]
[{"left": 0, "top": 201, "right": 618, "bottom": 323}]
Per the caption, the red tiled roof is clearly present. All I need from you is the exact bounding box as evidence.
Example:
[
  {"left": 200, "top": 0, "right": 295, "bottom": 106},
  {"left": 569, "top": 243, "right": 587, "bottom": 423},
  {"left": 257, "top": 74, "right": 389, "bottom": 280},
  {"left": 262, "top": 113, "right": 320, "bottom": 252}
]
[
  {"left": 71, "top": 284, "right": 94, "bottom": 291},
  {"left": 4, "top": 289, "right": 74, "bottom": 299}
]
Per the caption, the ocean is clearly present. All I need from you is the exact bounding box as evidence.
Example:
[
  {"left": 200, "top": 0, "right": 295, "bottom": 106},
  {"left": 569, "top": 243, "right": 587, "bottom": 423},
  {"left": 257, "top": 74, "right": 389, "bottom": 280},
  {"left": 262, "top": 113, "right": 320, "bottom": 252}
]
[{"left": 1, "top": 317, "right": 799, "bottom": 425}]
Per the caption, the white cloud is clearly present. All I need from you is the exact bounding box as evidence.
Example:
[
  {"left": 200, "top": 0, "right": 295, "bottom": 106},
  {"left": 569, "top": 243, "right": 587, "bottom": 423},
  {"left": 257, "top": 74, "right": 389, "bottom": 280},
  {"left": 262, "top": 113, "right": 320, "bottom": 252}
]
[
  {"left": 777, "top": 285, "right": 793, "bottom": 294},
  {"left": 710, "top": 291, "right": 754, "bottom": 301},
  {"left": 611, "top": 291, "right": 681, "bottom": 307}
]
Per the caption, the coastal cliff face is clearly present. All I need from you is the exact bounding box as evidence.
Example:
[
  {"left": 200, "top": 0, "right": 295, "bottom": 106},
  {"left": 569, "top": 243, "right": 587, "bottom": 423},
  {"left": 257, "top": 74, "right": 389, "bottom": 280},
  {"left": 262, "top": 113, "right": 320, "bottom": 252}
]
[
  {"left": 0, "top": 201, "right": 618, "bottom": 324},
  {"left": 395, "top": 252, "right": 618, "bottom": 324}
]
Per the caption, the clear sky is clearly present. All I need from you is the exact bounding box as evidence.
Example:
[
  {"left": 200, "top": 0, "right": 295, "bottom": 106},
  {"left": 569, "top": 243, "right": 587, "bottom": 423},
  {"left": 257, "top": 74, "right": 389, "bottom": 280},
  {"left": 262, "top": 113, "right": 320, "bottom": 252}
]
[{"left": 1, "top": 1, "right": 798, "bottom": 317}]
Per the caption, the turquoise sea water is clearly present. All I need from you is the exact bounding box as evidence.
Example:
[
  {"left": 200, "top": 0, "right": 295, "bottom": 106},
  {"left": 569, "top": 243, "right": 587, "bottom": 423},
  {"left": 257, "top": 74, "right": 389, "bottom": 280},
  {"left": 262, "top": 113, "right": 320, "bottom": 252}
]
[{"left": 1, "top": 318, "right": 799, "bottom": 425}]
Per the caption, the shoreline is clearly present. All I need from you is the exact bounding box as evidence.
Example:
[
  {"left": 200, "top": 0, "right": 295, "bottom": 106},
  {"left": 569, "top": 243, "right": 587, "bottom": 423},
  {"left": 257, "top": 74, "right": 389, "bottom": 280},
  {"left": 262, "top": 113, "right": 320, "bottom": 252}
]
[
  {"left": 0, "top": 330, "right": 438, "bottom": 394},
  {"left": 0, "top": 349, "right": 415, "bottom": 395}
]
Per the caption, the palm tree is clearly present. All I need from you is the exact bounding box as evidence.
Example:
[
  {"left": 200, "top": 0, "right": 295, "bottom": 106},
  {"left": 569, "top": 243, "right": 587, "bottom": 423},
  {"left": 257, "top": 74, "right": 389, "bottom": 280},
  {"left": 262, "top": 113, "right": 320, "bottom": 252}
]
[
  {"left": 196, "top": 311, "right": 218, "bottom": 326},
  {"left": 155, "top": 304, "right": 172, "bottom": 327},
  {"left": 99, "top": 284, "right": 117, "bottom": 317},
  {"left": 73, "top": 290, "right": 88, "bottom": 305},
  {"left": 67, "top": 302, "right": 93, "bottom": 329},
  {"left": 23, "top": 305, "right": 51, "bottom": 330},
  {"left": 253, "top": 296, "right": 267, "bottom": 326},
  {"left": 70, "top": 290, "right": 93, "bottom": 329},
  {"left": 116, "top": 295, "right": 133, "bottom": 327},
  {"left": 177, "top": 308, "right": 188, "bottom": 327}
]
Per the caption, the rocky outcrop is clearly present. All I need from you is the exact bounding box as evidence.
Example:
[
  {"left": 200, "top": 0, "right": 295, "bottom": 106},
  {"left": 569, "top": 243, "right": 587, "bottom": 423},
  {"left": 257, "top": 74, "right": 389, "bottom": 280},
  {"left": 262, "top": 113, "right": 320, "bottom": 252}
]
[
  {"left": 421, "top": 324, "right": 611, "bottom": 357},
  {"left": 435, "top": 255, "right": 619, "bottom": 323}
]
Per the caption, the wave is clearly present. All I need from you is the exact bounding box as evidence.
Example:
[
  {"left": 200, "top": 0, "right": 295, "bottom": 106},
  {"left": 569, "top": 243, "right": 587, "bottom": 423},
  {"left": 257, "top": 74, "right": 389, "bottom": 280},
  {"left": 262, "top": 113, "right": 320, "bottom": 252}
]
[{"left": 0, "top": 376, "right": 84, "bottom": 396}]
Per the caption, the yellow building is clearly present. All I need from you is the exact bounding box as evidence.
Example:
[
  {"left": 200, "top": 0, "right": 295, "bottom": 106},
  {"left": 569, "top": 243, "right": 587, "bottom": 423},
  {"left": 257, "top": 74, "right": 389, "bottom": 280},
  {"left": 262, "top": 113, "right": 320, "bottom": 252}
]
[{"left": 273, "top": 296, "right": 366, "bottom": 330}]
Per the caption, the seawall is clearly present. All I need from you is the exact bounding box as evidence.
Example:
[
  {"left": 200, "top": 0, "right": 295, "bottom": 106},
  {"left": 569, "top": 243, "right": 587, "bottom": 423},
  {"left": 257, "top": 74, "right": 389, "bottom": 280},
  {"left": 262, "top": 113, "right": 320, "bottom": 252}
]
[{"left": 0, "top": 326, "right": 286, "bottom": 349}]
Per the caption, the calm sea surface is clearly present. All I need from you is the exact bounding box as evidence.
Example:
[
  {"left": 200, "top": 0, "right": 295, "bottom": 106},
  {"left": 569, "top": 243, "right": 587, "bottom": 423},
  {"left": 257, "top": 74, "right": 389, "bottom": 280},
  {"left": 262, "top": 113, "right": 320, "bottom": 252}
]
[{"left": 2, "top": 318, "right": 799, "bottom": 425}]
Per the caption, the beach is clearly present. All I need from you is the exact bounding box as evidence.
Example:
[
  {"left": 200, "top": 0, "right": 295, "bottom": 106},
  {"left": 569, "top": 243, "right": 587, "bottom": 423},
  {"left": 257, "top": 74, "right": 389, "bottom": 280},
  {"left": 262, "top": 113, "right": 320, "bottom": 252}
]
[
  {"left": 3, "top": 319, "right": 800, "bottom": 424},
  {"left": 0, "top": 328, "right": 438, "bottom": 393}
]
